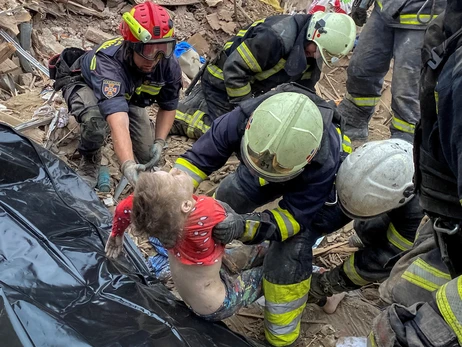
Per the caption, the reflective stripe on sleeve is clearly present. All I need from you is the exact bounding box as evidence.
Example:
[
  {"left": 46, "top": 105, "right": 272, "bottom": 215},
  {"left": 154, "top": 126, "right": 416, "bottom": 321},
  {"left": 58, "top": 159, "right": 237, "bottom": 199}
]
[
  {"left": 240, "top": 219, "right": 260, "bottom": 243},
  {"left": 255, "top": 59, "right": 286, "bottom": 81},
  {"left": 436, "top": 276, "right": 462, "bottom": 344},
  {"left": 226, "top": 83, "right": 252, "bottom": 97},
  {"left": 237, "top": 42, "right": 262, "bottom": 73},
  {"left": 386, "top": 223, "right": 413, "bottom": 251},
  {"left": 335, "top": 127, "right": 352, "bottom": 154},
  {"left": 269, "top": 207, "right": 301, "bottom": 241},
  {"left": 173, "top": 158, "right": 208, "bottom": 188},
  {"left": 402, "top": 257, "right": 451, "bottom": 292},
  {"left": 207, "top": 64, "right": 224, "bottom": 80},
  {"left": 343, "top": 253, "right": 370, "bottom": 286}
]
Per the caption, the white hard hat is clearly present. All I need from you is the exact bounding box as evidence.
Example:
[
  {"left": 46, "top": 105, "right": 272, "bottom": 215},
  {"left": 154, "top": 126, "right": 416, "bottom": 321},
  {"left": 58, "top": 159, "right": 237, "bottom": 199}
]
[
  {"left": 336, "top": 139, "right": 415, "bottom": 218},
  {"left": 241, "top": 92, "right": 323, "bottom": 182}
]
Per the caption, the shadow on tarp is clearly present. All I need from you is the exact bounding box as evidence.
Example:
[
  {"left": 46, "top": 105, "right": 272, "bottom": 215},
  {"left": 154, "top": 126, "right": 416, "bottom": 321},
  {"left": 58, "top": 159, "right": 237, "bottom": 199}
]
[{"left": 0, "top": 124, "right": 252, "bottom": 347}]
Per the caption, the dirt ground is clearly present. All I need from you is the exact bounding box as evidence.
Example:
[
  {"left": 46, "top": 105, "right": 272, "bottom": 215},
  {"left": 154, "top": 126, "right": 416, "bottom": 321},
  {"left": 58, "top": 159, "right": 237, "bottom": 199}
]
[{"left": 0, "top": 0, "right": 396, "bottom": 344}]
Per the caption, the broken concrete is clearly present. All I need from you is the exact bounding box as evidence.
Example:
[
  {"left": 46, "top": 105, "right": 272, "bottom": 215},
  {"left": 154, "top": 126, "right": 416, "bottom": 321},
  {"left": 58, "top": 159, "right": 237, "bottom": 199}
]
[
  {"left": 187, "top": 33, "right": 210, "bottom": 56},
  {"left": 18, "top": 73, "right": 33, "bottom": 87},
  {"left": 34, "top": 28, "right": 65, "bottom": 56},
  {"left": 84, "top": 27, "right": 113, "bottom": 44}
]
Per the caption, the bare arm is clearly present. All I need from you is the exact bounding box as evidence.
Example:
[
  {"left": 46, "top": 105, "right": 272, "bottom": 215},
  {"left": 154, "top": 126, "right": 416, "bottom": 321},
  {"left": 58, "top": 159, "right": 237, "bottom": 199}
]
[
  {"left": 106, "top": 111, "right": 134, "bottom": 165},
  {"left": 155, "top": 108, "right": 176, "bottom": 140}
]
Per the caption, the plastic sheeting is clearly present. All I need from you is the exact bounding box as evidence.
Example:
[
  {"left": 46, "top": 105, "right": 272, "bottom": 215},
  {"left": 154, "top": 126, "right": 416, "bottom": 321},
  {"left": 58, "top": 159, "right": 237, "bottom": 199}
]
[{"left": 0, "top": 124, "right": 252, "bottom": 347}]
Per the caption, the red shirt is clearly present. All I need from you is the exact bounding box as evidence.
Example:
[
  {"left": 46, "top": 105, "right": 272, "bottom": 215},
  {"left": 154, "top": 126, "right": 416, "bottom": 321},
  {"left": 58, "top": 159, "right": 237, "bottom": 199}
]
[{"left": 111, "top": 195, "right": 226, "bottom": 266}]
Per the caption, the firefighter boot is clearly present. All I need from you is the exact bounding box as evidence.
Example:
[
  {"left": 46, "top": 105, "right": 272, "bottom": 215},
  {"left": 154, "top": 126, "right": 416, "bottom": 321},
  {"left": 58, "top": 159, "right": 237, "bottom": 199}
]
[
  {"left": 77, "top": 150, "right": 102, "bottom": 188},
  {"left": 343, "top": 122, "right": 369, "bottom": 142}
]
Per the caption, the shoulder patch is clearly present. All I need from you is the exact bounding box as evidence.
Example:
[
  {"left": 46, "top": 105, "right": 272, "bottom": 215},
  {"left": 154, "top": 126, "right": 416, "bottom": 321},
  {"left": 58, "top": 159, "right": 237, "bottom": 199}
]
[{"left": 102, "top": 80, "right": 121, "bottom": 99}]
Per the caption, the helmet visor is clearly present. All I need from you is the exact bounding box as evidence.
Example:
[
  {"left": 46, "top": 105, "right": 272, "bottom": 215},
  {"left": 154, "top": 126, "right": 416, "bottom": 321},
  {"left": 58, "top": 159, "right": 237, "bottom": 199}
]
[
  {"left": 240, "top": 139, "right": 304, "bottom": 183},
  {"left": 133, "top": 39, "right": 176, "bottom": 61}
]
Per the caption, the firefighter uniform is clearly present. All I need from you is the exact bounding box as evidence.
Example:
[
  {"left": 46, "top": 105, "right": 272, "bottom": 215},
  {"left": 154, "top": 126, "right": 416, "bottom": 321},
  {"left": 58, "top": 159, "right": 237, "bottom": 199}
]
[
  {"left": 367, "top": 6, "right": 462, "bottom": 345},
  {"left": 174, "top": 83, "right": 351, "bottom": 346},
  {"left": 338, "top": 0, "right": 446, "bottom": 142},
  {"left": 171, "top": 14, "right": 321, "bottom": 139},
  {"left": 309, "top": 195, "right": 423, "bottom": 300},
  {"left": 64, "top": 37, "right": 182, "bottom": 162}
]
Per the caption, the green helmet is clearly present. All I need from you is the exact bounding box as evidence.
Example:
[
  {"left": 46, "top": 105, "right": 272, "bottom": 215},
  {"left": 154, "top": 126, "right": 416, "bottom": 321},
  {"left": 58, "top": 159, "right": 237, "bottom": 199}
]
[
  {"left": 241, "top": 92, "right": 323, "bottom": 182},
  {"left": 306, "top": 12, "right": 356, "bottom": 67}
]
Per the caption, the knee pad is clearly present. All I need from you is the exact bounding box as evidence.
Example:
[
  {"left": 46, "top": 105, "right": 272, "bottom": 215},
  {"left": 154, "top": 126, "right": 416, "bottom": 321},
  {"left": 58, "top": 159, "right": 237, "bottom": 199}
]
[{"left": 80, "top": 109, "right": 108, "bottom": 146}]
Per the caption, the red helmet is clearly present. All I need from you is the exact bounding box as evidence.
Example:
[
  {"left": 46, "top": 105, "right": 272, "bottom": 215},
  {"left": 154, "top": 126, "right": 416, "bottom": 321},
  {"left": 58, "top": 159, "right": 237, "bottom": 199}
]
[{"left": 120, "top": 2, "right": 176, "bottom": 60}]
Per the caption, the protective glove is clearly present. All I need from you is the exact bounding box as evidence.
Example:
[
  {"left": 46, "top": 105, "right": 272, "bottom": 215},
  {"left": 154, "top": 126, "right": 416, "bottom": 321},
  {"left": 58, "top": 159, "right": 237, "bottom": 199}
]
[
  {"left": 121, "top": 159, "right": 146, "bottom": 186},
  {"left": 105, "top": 234, "right": 124, "bottom": 258},
  {"left": 212, "top": 200, "right": 246, "bottom": 244},
  {"left": 351, "top": 7, "right": 368, "bottom": 26},
  {"left": 145, "top": 139, "right": 166, "bottom": 170}
]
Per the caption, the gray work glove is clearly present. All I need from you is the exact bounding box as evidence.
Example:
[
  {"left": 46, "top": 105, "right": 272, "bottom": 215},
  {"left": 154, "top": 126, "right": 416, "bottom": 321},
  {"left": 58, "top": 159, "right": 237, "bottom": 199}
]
[
  {"left": 351, "top": 7, "right": 368, "bottom": 26},
  {"left": 145, "top": 138, "right": 166, "bottom": 170},
  {"left": 121, "top": 159, "right": 146, "bottom": 186},
  {"left": 105, "top": 234, "right": 124, "bottom": 258},
  {"left": 213, "top": 200, "right": 246, "bottom": 244}
]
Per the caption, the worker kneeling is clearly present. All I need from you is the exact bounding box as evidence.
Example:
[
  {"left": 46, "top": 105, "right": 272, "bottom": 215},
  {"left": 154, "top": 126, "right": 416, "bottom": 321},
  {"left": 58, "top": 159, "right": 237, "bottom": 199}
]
[{"left": 309, "top": 139, "right": 422, "bottom": 304}]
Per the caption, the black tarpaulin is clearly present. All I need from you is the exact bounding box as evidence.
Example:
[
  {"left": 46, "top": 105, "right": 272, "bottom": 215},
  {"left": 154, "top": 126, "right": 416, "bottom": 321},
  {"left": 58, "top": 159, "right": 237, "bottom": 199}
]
[{"left": 0, "top": 124, "right": 252, "bottom": 347}]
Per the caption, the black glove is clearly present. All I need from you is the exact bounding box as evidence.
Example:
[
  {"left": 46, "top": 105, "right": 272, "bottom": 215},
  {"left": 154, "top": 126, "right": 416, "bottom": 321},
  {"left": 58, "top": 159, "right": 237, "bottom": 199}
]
[
  {"left": 351, "top": 7, "right": 368, "bottom": 26},
  {"left": 145, "top": 138, "right": 166, "bottom": 170},
  {"left": 213, "top": 201, "right": 245, "bottom": 244}
]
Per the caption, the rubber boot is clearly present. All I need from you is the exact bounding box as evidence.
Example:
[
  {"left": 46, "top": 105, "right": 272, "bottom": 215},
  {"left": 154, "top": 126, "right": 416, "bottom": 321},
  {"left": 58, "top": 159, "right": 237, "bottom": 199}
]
[
  {"left": 343, "top": 122, "right": 369, "bottom": 142},
  {"left": 77, "top": 150, "right": 102, "bottom": 188}
]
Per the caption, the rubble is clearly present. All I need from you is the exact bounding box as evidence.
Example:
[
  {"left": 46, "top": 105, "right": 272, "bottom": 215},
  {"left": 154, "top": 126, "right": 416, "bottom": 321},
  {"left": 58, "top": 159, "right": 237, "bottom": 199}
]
[
  {"left": 84, "top": 27, "right": 113, "bottom": 44},
  {"left": 17, "top": 72, "right": 32, "bottom": 86},
  {"left": 187, "top": 33, "right": 210, "bottom": 56}
]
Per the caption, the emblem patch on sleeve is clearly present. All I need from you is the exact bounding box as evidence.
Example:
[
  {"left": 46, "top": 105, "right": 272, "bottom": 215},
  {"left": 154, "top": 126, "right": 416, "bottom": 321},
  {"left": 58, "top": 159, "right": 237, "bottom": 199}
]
[{"left": 102, "top": 80, "right": 121, "bottom": 99}]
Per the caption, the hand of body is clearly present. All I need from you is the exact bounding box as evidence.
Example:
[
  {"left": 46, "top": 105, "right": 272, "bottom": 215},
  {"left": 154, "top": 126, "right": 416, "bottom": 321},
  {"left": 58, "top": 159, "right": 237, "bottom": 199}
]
[
  {"left": 212, "top": 201, "right": 245, "bottom": 244},
  {"left": 145, "top": 139, "right": 166, "bottom": 169},
  {"left": 105, "top": 234, "right": 124, "bottom": 258},
  {"left": 121, "top": 159, "right": 146, "bottom": 186}
]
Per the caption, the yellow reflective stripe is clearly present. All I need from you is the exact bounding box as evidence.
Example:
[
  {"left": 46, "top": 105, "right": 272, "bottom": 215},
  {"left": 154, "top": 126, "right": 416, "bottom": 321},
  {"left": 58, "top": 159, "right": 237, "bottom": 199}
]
[
  {"left": 402, "top": 257, "right": 452, "bottom": 292},
  {"left": 263, "top": 277, "right": 310, "bottom": 346},
  {"left": 135, "top": 84, "right": 162, "bottom": 96},
  {"left": 236, "top": 19, "right": 265, "bottom": 37},
  {"left": 241, "top": 219, "right": 260, "bottom": 242},
  {"left": 236, "top": 29, "right": 247, "bottom": 37},
  {"left": 173, "top": 157, "right": 208, "bottom": 188},
  {"left": 335, "top": 127, "right": 352, "bottom": 154},
  {"left": 90, "top": 37, "right": 124, "bottom": 71},
  {"left": 187, "top": 110, "right": 205, "bottom": 138},
  {"left": 346, "top": 93, "right": 380, "bottom": 107},
  {"left": 343, "top": 254, "right": 370, "bottom": 286},
  {"left": 237, "top": 42, "right": 262, "bottom": 73},
  {"left": 368, "top": 332, "right": 377, "bottom": 347},
  {"left": 391, "top": 116, "right": 415, "bottom": 134},
  {"left": 226, "top": 83, "right": 251, "bottom": 97},
  {"left": 255, "top": 59, "right": 286, "bottom": 81},
  {"left": 269, "top": 207, "right": 301, "bottom": 241},
  {"left": 436, "top": 276, "right": 462, "bottom": 344},
  {"left": 386, "top": 223, "right": 413, "bottom": 251},
  {"left": 435, "top": 91, "right": 439, "bottom": 114},
  {"left": 206, "top": 64, "right": 224, "bottom": 80},
  {"left": 259, "top": 177, "right": 268, "bottom": 186},
  {"left": 376, "top": 0, "right": 382, "bottom": 10},
  {"left": 399, "top": 14, "right": 437, "bottom": 25},
  {"left": 223, "top": 41, "right": 233, "bottom": 50},
  {"left": 301, "top": 70, "right": 312, "bottom": 80},
  {"left": 90, "top": 56, "right": 97, "bottom": 70}
]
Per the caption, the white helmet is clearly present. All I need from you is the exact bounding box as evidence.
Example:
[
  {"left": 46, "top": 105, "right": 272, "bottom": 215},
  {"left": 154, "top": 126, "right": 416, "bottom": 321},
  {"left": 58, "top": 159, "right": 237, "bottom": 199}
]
[
  {"left": 336, "top": 139, "right": 415, "bottom": 218},
  {"left": 306, "top": 11, "right": 356, "bottom": 67},
  {"left": 241, "top": 92, "right": 323, "bottom": 182}
]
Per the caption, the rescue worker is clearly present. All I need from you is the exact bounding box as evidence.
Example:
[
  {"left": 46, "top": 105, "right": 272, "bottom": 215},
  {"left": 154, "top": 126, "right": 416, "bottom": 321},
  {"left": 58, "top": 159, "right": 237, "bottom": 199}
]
[
  {"left": 338, "top": 0, "right": 446, "bottom": 142},
  {"left": 57, "top": 2, "right": 181, "bottom": 187},
  {"left": 365, "top": 1, "right": 462, "bottom": 344},
  {"left": 170, "top": 12, "right": 356, "bottom": 139},
  {"left": 173, "top": 82, "right": 352, "bottom": 346},
  {"left": 307, "top": 139, "right": 424, "bottom": 303}
]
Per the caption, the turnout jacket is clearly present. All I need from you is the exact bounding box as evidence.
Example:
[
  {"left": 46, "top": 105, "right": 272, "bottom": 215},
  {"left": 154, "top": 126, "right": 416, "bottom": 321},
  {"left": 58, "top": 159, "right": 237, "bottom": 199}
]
[
  {"left": 80, "top": 37, "right": 182, "bottom": 118},
  {"left": 174, "top": 84, "right": 346, "bottom": 243},
  {"left": 372, "top": 0, "right": 445, "bottom": 29},
  {"left": 203, "top": 15, "right": 320, "bottom": 103}
]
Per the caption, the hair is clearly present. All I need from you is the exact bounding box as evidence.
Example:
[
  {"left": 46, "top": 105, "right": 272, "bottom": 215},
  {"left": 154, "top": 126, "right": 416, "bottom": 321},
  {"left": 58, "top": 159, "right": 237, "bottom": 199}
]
[{"left": 132, "top": 172, "right": 188, "bottom": 248}]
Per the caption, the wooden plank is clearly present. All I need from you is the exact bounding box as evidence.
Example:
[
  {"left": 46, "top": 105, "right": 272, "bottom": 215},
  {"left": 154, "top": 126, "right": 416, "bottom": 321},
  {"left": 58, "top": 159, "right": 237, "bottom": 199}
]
[
  {"left": 0, "top": 42, "right": 16, "bottom": 64},
  {"left": 0, "top": 111, "right": 22, "bottom": 126}
]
